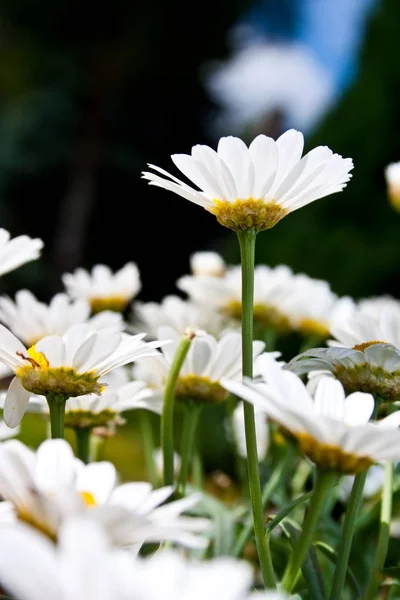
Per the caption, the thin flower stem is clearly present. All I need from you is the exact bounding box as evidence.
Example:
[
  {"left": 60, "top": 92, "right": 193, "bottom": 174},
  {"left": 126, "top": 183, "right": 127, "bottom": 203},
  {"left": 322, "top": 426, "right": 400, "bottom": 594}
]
[
  {"left": 281, "top": 470, "right": 336, "bottom": 593},
  {"left": 363, "top": 460, "right": 394, "bottom": 600},
  {"left": 47, "top": 394, "right": 66, "bottom": 439},
  {"left": 192, "top": 450, "right": 203, "bottom": 489},
  {"left": 75, "top": 427, "right": 91, "bottom": 464},
  {"left": 177, "top": 402, "right": 202, "bottom": 496},
  {"left": 232, "top": 443, "right": 296, "bottom": 557},
  {"left": 161, "top": 331, "right": 195, "bottom": 487},
  {"left": 237, "top": 230, "right": 276, "bottom": 589},
  {"left": 329, "top": 398, "right": 382, "bottom": 600},
  {"left": 139, "top": 410, "right": 159, "bottom": 487}
]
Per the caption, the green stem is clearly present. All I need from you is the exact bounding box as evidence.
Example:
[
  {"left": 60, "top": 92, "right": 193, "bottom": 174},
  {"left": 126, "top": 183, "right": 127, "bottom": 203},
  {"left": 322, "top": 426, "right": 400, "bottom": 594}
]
[
  {"left": 161, "top": 331, "right": 194, "bottom": 486},
  {"left": 233, "top": 443, "right": 296, "bottom": 557},
  {"left": 329, "top": 398, "right": 382, "bottom": 600},
  {"left": 75, "top": 427, "right": 91, "bottom": 463},
  {"left": 192, "top": 450, "right": 203, "bottom": 489},
  {"left": 281, "top": 470, "right": 336, "bottom": 593},
  {"left": 363, "top": 460, "right": 394, "bottom": 600},
  {"left": 139, "top": 410, "right": 159, "bottom": 487},
  {"left": 177, "top": 402, "right": 202, "bottom": 496},
  {"left": 46, "top": 394, "right": 66, "bottom": 439},
  {"left": 237, "top": 230, "right": 276, "bottom": 589}
]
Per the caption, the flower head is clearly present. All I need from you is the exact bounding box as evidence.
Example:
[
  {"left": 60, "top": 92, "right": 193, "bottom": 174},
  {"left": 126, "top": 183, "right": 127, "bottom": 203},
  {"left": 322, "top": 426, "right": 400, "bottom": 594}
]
[
  {"left": 62, "top": 263, "right": 141, "bottom": 313},
  {"left": 0, "top": 517, "right": 285, "bottom": 600},
  {"left": 0, "top": 290, "right": 124, "bottom": 348},
  {"left": 222, "top": 356, "right": 400, "bottom": 473},
  {"left": 0, "top": 229, "right": 43, "bottom": 276},
  {"left": 134, "top": 327, "right": 266, "bottom": 405},
  {"left": 190, "top": 251, "right": 227, "bottom": 277},
  {"left": 0, "top": 323, "right": 162, "bottom": 427},
  {"left": 143, "top": 130, "right": 353, "bottom": 232},
  {"left": 385, "top": 162, "right": 400, "bottom": 212},
  {"left": 0, "top": 439, "right": 210, "bottom": 550}
]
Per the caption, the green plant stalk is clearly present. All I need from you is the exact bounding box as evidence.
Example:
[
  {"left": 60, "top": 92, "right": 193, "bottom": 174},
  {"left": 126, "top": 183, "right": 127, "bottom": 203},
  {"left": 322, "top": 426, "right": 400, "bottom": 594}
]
[
  {"left": 233, "top": 443, "right": 296, "bottom": 557},
  {"left": 363, "top": 460, "right": 394, "bottom": 600},
  {"left": 139, "top": 410, "right": 159, "bottom": 487},
  {"left": 177, "top": 402, "right": 202, "bottom": 496},
  {"left": 75, "top": 427, "right": 91, "bottom": 463},
  {"left": 281, "top": 469, "right": 335, "bottom": 593},
  {"left": 237, "top": 230, "right": 276, "bottom": 589},
  {"left": 161, "top": 332, "right": 194, "bottom": 486},
  {"left": 46, "top": 394, "right": 66, "bottom": 439},
  {"left": 329, "top": 398, "right": 381, "bottom": 600}
]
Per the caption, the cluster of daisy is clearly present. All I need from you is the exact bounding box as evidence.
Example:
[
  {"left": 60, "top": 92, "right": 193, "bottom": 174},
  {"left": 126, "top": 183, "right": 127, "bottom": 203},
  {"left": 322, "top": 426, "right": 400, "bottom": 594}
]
[{"left": 0, "top": 129, "right": 400, "bottom": 600}]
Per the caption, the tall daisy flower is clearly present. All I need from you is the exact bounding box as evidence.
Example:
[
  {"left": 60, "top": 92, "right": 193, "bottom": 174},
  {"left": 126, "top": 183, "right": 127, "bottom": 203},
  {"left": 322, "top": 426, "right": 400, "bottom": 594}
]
[
  {"left": 0, "top": 518, "right": 286, "bottom": 600},
  {"left": 142, "top": 130, "right": 353, "bottom": 232},
  {"left": 0, "top": 323, "right": 162, "bottom": 434},
  {"left": 385, "top": 162, "right": 400, "bottom": 212},
  {"left": 62, "top": 262, "right": 141, "bottom": 313},
  {"left": 0, "top": 439, "right": 210, "bottom": 551},
  {"left": 0, "top": 229, "right": 43, "bottom": 276},
  {"left": 144, "top": 129, "right": 353, "bottom": 589},
  {"left": 0, "top": 290, "right": 124, "bottom": 348}
]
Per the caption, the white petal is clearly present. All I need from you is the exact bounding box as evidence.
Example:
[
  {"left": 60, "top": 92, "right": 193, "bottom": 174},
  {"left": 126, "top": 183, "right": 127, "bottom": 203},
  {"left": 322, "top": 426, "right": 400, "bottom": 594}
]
[
  {"left": 343, "top": 392, "right": 375, "bottom": 426},
  {"left": 314, "top": 377, "right": 345, "bottom": 421},
  {"left": 3, "top": 377, "right": 31, "bottom": 427},
  {"left": 35, "top": 336, "right": 65, "bottom": 367},
  {"left": 76, "top": 462, "right": 117, "bottom": 505},
  {"left": 35, "top": 439, "right": 76, "bottom": 491}
]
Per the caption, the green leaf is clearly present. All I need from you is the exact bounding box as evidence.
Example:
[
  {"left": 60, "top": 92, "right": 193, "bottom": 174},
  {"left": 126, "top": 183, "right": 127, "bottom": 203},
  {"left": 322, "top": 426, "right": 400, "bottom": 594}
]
[
  {"left": 313, "top": 540, "right": 361, "bottom": 597},
  {"left": 266, "top": 491, "right": 312, "bottom": 534}
]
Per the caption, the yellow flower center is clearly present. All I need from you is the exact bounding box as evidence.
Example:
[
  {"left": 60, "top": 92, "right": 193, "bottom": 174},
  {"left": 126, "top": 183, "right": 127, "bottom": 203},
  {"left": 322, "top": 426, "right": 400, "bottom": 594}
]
[
  {"left": 388, "top": 185, "right": 400, "bottom": 212},
  {"left": 175, "top": 374, "right": 229, "bottom": 405},
  {"left": 293, "top": 431, "right": 373, "bottom": 474},
  {"left": 15, "top": 345, "right": 103, "bottom": 397},
  {"left": 65, "top": 409, "right": 122, "bottom": 429},
  {"left": 297, "top": 318, "right": 330, "bottom": 339},
  {"left": 352, "top": 340, "right": 387, "bottom": 352},
  {"left": 80, "top": 491, "right": 97, "bottom": 507},
  {"left": 209, "top": 198, "right": 287, "bottom": 232},
  {"left": 17, "top": 506, "right": 57, "bottom": 541},
  {"left": 223, "top": 300, "right": 291, "bottom": 333},
  {"left": 89, "top": 296, "right": 129, "bottom": 313}
]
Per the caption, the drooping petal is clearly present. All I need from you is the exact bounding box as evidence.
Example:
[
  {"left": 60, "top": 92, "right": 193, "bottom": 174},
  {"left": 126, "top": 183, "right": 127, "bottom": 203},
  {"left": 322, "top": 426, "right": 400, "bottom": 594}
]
[{"left": 3, "top": 377, "right": 31, "bottom": 427}]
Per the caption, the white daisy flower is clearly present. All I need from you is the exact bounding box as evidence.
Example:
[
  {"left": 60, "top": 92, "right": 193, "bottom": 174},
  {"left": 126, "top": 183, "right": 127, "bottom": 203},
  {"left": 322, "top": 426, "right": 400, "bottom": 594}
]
[
  {"left": 329, "top": 309, "right": 400, "bottom": 350},
  {"left": 0, "top": 518, "right": 285, "bottom": 600},
  {"left": 0, "top": 290, "right": 124, "bottom": 349},
  {"left": 142, "top": 130, "right": 353, "bottom": 232},
  {"left": 178, "top": 264, "right": 295, "bottom": 333},
  {"left": 134, "top": 327, "right": 266, "bottom": 405},
  {"left": 279, "top": 274, "right": 355, "bottom": 339},
  {"left": 385, "top": 161, "right": 400, "bottom": 211},
  {"left": 222, "top": 355, "right": 400, "bottom": 473},
  {"left": 0, "top": 229, "right": 43, "bottom": 276},
  {"left": 133, "top": 295, "right": 226, "bottom": 339},
  {"left": 0, "top": 439, "right": 210, "bottom": 550},
  {"left": 62, "top": 262, "right": 141, "bottom": 313},
  {"left": 0, "top": 323, "right": 162, "bottom": 427},
  {"left": 232, "top": 403, "right": 269, "bottom": 461},
  {"left": 190, "top": 251, "right": 227, "bottom": 277}
]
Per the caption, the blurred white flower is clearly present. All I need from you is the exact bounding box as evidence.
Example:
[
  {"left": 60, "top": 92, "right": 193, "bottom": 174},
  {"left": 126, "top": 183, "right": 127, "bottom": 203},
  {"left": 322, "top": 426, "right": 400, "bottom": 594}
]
[
  {"left": 339, "top": 465, "right": 385, "bottom": 502},
  {"left": 0, "top": 229, "right": 43, "bottom": 276},
  {"left": 190, "top": 251, "right": 227, "bottom": 277},
  {"left": 232, "top": 403, "right": 269, "bottom": 461},
  {"left": 385, "top": 162, "right": 400, "bottom": 212},
  {"left": 0, "top": 517, "right": 286, "bottom": 600},
  {"left": 358, "top": 295, "right": 400, "bottom": 323},
  {"left": 0, "top": 439, "right": 209, "bottom": 551},
  {"left": 62, "top": 263, "right": 141, "bottom": 313}
]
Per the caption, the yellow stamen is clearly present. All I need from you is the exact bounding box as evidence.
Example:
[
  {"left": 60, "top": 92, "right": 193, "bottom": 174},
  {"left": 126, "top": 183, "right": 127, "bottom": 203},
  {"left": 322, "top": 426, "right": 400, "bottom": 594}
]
[
  {"left": 209, "top": 198, "right": 287, "bottom": 232},
  {"left": 223, "top": 300, "right": 291, "bottom": 333},
  {"left": 353, "top": 340, "right": 386, "bottom": 352},
  {"left": 299, "top": 318, "right": 330, "bottom": 339},
  {"left": 294, "top": 431, "right": 373, "bottom": 474},
  {"left": 80, "top": 491, "right": 97, "bottom": 507},
  {"left": 89, "top": 296, "right": 128, "bottom": 313}
]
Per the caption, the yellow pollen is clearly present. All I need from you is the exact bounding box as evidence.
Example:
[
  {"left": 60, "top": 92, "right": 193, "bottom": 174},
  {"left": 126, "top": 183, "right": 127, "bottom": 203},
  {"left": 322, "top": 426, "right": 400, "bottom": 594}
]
[
  {"left": 17, "top": 345, "right": 49, "bottom": 369},
  {"left": 209, "top": 198, "right": 287, "bottom": 232},
  {"left": 80, "top": 491, "right": 97, "bottom": 507},
  {"left": 89, "top": 296, "right": 129, "bottom": 313},
  {"left": 353, "top": 340, "right": 387, "bottom": 352},
  {"left": 175, "top": 374, "right": 229, "bottom": 405},
  {"left": 299, "top": 318, "right": 330, "bottom": 339},
  {"left": 294, "top": 431, "right": 373, "bottom": 474},
  {"left": 223, "top": 300, "right": 291, "bottom": 332}
]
